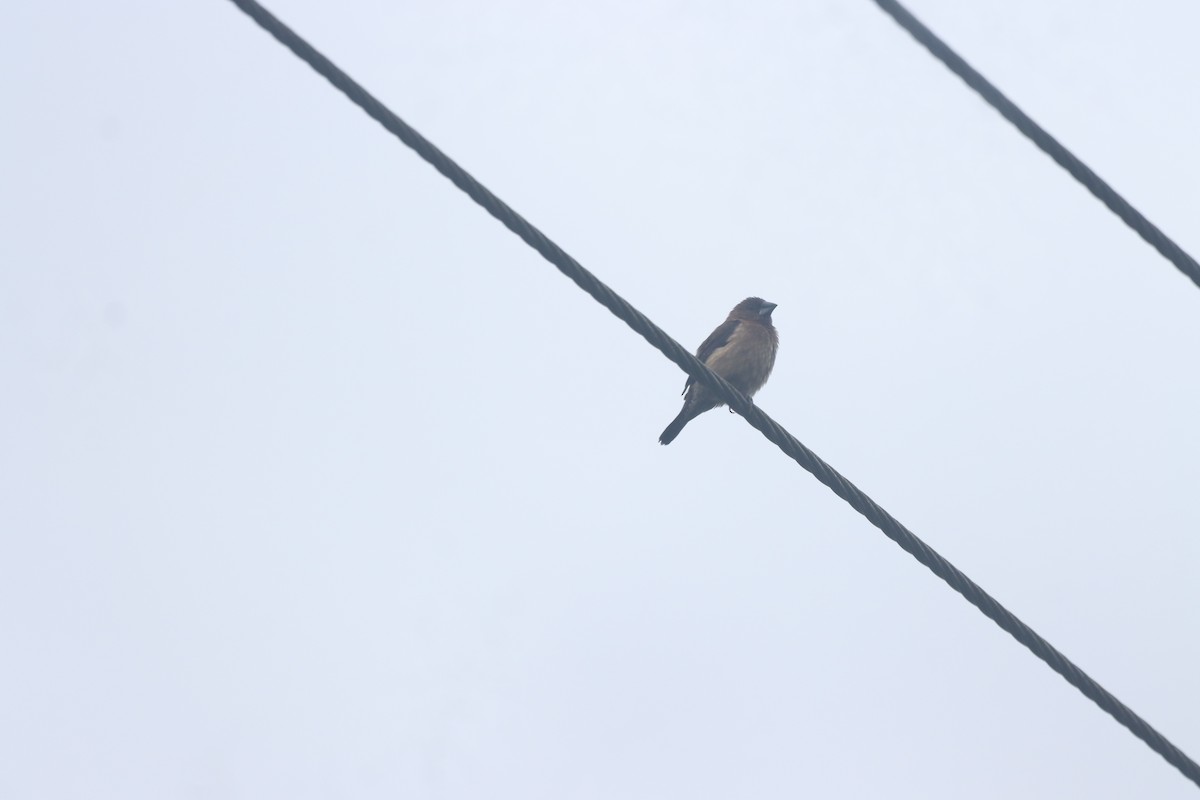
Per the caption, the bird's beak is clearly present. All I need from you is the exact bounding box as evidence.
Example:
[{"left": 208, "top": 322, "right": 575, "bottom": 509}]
[{"left": 761, "top": 302, "right": 778, "bottom": 316}]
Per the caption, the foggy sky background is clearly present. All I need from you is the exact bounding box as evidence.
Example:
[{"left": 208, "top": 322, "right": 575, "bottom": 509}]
[{"left": 2, "top": 1, "right": 1198, "bottom": 797}]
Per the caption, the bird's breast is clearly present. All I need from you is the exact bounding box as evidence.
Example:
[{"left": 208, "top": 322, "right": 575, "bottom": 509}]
[{"left": 704, "top": 323, "right": 777, "bottom": 396}]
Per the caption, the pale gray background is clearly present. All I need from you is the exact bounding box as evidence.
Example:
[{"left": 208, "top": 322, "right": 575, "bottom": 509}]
[{"left": 2, "top": 1, "right": 1198, "bottom": 797}]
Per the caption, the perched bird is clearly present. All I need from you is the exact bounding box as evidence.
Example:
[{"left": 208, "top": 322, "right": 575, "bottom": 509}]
[{"left": 659, "top": 297, "right": 779, "bottom": 445}]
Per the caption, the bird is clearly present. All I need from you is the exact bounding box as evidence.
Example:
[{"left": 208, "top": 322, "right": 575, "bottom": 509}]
[{"left": 659, "top": 297, "right": 779, "bottom": 445}]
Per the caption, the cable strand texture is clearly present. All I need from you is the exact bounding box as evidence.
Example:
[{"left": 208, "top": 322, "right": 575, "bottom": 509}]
[{"left": 225, "top": 0, "right": 1200, "bottom": 788}]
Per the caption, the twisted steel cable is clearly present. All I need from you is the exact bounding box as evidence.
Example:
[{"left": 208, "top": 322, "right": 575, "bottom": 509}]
[
  {"left": 871, "top": 0, "right": 1200, "bottom": 290},
  {"left": 224, "top": 0, "right": 1200, "bottom": 787}
]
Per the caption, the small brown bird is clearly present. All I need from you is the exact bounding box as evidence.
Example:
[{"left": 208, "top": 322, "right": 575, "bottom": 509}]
[{"left": 659, "top": 297, "right": 779, "bottom": 445}]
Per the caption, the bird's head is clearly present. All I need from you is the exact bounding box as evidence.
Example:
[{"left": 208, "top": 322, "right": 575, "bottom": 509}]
[{"left": 731, "top": 297, "right": 778, "bottom": 321}]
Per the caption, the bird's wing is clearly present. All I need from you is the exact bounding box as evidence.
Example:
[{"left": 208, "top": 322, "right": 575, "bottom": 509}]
[{"left": 683, "top": 318, "right": 741, "bottom": 393}]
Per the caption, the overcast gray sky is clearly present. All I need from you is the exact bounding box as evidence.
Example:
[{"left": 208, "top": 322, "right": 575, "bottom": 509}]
[{"left": 3, "top": 1, "right": 1199, "bottom": 797}]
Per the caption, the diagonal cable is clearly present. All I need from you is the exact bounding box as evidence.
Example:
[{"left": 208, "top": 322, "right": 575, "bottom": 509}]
[
  {"left": 223, "top": 0, "right": 1200, "bottom": 788},
  {"left": 871, "top": 0, "right": 1200, "bottom": 290}
]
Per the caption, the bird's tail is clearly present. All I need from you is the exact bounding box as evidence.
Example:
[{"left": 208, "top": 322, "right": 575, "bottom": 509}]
[{"left": 658, "top": 406, "right": 695, "bottom": 445}]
